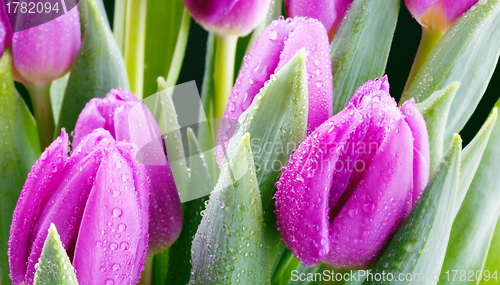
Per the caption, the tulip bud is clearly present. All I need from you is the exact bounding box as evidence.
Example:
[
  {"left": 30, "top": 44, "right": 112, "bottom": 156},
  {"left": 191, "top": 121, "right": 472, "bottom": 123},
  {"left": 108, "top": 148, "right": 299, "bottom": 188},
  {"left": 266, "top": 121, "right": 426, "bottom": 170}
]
[
  {"left": 285, "top": 0, "right": 353, "bottom": 39},
  {"left": 11, "top": 7, "right": 81, "bottom": 85},
  {"left": 405, "top": 0, "right": 478, "bottom": 33},
  {"left": 9, "top": 129, "right": 149, "bottom": 284},
  {"left": 274, "top": 76, "right": 430, "bottom": 269},
  {"left": 73, "top": 88, "right": 183, "bottom": 253},
  {"left": 0, "top": 3, "right": 12, "bottom": 57},
  {"left": 183, "top": 0, "right": 272, "bottom": 36},
  {"left": 217, "top": 17, "right": 333, "bottom": 164}
]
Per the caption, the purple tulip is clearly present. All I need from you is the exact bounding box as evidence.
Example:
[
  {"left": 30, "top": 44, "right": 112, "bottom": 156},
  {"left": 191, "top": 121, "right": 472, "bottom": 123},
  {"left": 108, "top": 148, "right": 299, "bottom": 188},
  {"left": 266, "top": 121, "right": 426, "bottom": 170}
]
[
  {"left": 9, "top": 129, "right": 149, "bottom": 284},
  {"left": 0, "top": 2, "right": 12, "bottom": 57},
  {"left": 73, "top": 88, "right": 183, "bottom": 253},
  {"left": 11, "top": 6, "right": 81, "bottom": 85},
  {"left": 274, "top": 76, "right": 430, "bottom": 269},
  {"left": 217, "top": 17, "right": 333, "bottom": 164},
  {"left": 285, "top": 0, "right": 353, "bottom": 40},
  {"left": 405, "top": 0, "right": 478, "bottom": 33},
  {"left": 183, "top": 0, "right": 272, "bottom": 36}
]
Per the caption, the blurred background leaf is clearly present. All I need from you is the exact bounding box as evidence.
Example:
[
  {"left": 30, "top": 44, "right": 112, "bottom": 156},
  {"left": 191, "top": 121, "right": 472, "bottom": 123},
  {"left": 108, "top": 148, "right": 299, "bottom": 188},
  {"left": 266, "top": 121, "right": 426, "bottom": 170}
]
[{"left": 0, "top": 50, "right": 41, "bottom": 284}]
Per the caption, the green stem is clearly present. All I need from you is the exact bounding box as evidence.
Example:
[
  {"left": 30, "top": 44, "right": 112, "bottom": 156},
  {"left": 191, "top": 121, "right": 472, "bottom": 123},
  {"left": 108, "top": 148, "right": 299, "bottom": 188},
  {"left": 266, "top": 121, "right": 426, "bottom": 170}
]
[
  {"left": 124, "top": 0, "right": 147, "bottom": 99},
  {"left": 138, "top": 254, "right": 154, "bottom": 285},
  {"left": 401, "top": 27, "right": 443, "bottom": 101},
  {"left": 26, "top": 84, "right": 55, "bottom": 150},
  {"left": 213, "top": 34, "right": 238, "bottom": 119}
]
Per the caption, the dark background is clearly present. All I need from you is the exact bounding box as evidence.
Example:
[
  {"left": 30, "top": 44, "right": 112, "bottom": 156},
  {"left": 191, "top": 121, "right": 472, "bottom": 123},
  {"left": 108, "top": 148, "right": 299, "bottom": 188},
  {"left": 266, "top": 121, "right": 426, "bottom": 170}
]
[{"left": 21, "top": 0, "right": 500, "bottom": 146}]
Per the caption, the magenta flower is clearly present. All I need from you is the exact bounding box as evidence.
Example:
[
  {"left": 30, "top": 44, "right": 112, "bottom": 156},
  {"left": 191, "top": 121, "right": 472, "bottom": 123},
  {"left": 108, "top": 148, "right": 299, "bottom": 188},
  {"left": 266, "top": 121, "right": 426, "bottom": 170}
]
[
  {"left": 274, "top": 76, "right": 430, "bottom": 269},
  {"left": 285, "top": 0, "right": 353, "bottom": 39},
  {"left": 183, "top": 0, "right": 272, "bottom": 36},
  {"left": 73, "top": 88, "right": 183, "bottom": 253},
  {"left": 11, "top": 7, "right": 81, "bottom": 85},
  {"left": 217, "top": 17, "right": 333, "bottom": 164},
  {"left": 0, "top": 3, "right": 12, "bottom": 57},
  {"left": 9, "top": 129, "right": 149, "bottom": 284},
  {"left": 405, "top": 0, "right": 478, "bottom": 33}
]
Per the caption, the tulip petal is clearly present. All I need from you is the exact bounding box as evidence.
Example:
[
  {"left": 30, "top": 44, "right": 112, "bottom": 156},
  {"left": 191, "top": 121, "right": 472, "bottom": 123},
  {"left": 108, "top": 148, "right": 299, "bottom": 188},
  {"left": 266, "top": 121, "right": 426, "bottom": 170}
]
[
  {"left": 73, "top": 89, "right": 139, "bottom": 147},
  {"left": 221, "top": 19, "right": 294, "bottom": 127},
  {"left": 72, "top": 143, "right": 148, "bottom": 285},
  {"left": 12, "top": 7, "right": 81, "bottom": 85},
  {"left": 445, "top": 0, "right": 479, "bottom": 24},
  {"left": 404, "top": 0, "right": 440, "bottom": 23},
  {"left": 24, "top": 139, "right": 108, "bottom": 284},
  {"left": 401, "top": 99, "right": 430, "bottom": 205},
  {"left": 285, "top": 0, "right": 336, "bottom": 34},
  {"left": 146, "top": 161, "right": 183, "bottom": 253},
  {"left": 275, "top": 18, "right": 333, "bottom": 133},
  {"left": 8, "top": 130, "right": 69, "bottom": 285},
  {"left": 210, "top": 0, "right": 272, "bottom": 36},
  {"left": 323, "top": 118, "right": 414, "bottom": 269},
  {"left": 274, "top": 105, "right": 366, "bottom": 266}
]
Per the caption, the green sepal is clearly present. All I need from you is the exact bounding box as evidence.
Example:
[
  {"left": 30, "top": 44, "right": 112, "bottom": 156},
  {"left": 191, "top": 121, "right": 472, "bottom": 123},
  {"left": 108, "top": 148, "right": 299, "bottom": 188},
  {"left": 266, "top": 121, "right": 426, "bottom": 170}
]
[
  {"left": 57, "top": 0, "right": 130, "bottom": 135},
  {"left": 441, "top": 102, "right": 500, "bottom": 285},
  {"left": 190, "top": 133, "right": 271, "bottom": 284},
  {"left": 33, "top": 224, "right": 79, "bottom": 285},
  {"left": 417, "top": 82, "right": 459, "bottom": 173},
  {"left": 330, "top": 0, "right": 400, "bottom": 114},
  {"left": 0, "top": 49, "right": 41, "bottom": 284},
  {"left": 363, "top": 135, "right": 461, "bottom": 285},
  {"left": 401, "top": 0, "right": 500, "bottom": 144}
]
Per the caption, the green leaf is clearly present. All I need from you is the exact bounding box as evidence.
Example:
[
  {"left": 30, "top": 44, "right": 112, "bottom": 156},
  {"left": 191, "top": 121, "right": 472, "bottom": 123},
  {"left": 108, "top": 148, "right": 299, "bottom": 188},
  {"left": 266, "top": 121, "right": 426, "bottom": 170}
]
[
  {"left": 363, "top": 135, "right": 461, "bottom": 285},
  {"left": 456, "top": 107, "right": 498, "bottom": 212},
  {"left": 198, "top": 33, "right": 220, "bottom": 187},
  {"left": 190, "top": 133, "right": 271, "bottom": 284},
  {"left": 165, "top": 128, "right": 212, "bottom": 284},
  {"left": 330, "top": 0, "right": 400, "bottom": 114},
  {"left": 157, "top": 77, "right": 189, "bottom": 198},
  {"left": 143, "top": 0, "right": 187, "bottom": 98},
  {"left": 417, "top": 82, "right": 459, "bottom": 173},
  {"left": 0, "top": 49, "right": 41, "bottom": 284},
  {"left": 440, "top": 102, "right": 500, "bottom": 285},
  {"left": 400, "top": 0, "right": 500, "bottom": 144},
  {"left": 57, "top": 0, "right": 129, "bottom": 135},
  {"left": 33, "top": 224, "right": 79, "bottom": 285},
  {"left": 271, "top": 249, "right": 300, "bottom": 285},
  {"left": 482, "top": 216, "right": 500, "bottom": 285}
]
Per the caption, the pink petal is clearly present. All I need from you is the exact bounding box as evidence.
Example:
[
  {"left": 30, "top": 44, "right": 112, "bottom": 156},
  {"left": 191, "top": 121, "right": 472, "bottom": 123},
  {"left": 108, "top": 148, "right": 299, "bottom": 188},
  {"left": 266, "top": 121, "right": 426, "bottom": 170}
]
[
  {"left": 275, "top": 17, "right": 333, "bottom": 133},
  {"left": 8, "top": 130, "right": 69, "bottom": 285},
  {"left": 401, "top": 99, "right": 430, "bottom": 205},
  {"left": 72, "top": 142, "right": 149, "bottom": 284},
  {"left": 146, "top": 162, "right": 183, "bottom": 253},
  {"left": 274, "top": 105, "right": 365, "bottom": 266},
  {"left": 11, "top": 8, "right": 80, "bottom": 85},
  {"left": 322, "top": 118, "right": 414, "bottom": 269}
]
